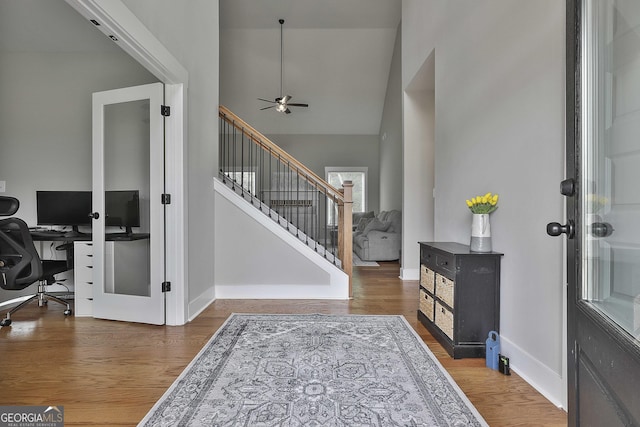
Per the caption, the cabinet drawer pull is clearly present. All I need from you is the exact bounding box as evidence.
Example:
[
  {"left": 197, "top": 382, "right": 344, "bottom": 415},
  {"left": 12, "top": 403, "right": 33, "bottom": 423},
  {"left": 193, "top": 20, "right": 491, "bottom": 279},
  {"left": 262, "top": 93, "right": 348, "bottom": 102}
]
[
  {"left": 87, "top": 265, "right": 93, "bottom": 269},
  {"left": 87, "top": 281, "right": 93, "bottom": 285}
]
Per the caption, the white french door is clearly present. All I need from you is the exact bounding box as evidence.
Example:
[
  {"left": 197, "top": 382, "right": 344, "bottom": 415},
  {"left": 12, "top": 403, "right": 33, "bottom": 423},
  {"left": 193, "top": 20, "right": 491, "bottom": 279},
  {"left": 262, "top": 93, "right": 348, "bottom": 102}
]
[{"left": 91, "top": 83, "right": 165, "bottom": 325}]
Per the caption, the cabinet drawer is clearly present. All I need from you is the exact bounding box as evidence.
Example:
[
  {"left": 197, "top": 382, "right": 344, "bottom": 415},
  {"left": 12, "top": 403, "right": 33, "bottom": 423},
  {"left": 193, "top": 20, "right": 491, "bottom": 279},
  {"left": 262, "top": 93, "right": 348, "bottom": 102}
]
[
  {"left": 435, "top": 274, "right": 454, "bottom": 308},
  {"left": 420, "top": 265, "right": 435, "bottom": 293},
  {"left": 420, "top": 246, "right": 435, "bottom": 266},
  {"left": 435, "top": 301, "right": 454, "bottom": 340},
  {"left": 435, "top": 252, "right": 454, "bottom": 273},
  {"left": 419, "top": 289, "right": 434, "bottom": 321}
]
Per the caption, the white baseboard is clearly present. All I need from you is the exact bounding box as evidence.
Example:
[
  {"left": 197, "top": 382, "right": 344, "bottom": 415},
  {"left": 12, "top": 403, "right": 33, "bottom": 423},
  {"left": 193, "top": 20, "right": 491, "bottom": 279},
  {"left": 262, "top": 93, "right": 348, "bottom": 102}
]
[
  {"left": 400, "top": 267, "right": 419, "bottom": 281},
  {"left": 215, "top": 283, "right": 348, "bottom": 299},
  {"left": 500, "top": 334, "right": 567, "bottom": 410},
  {"left": 188, "top": 286, "right": 216, "bottom": 322}
]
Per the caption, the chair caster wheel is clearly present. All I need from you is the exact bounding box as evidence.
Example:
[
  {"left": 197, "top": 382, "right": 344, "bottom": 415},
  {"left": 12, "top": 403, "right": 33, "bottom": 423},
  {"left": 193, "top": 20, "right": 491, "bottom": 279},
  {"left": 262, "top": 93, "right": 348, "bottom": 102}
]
[
  {"left": 64, "top": 309, "right": 72, "bottom": 316},
  {"left": 0, "top": 318, "right": 12, "bottom": 326}
]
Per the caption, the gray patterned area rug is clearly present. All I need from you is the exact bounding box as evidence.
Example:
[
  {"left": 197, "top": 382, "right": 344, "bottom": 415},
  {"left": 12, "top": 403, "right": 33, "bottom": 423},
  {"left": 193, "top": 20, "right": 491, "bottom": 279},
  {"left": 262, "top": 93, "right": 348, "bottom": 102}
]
[{"left": 139, "top": 314, "right": 488, "bottom": 426}]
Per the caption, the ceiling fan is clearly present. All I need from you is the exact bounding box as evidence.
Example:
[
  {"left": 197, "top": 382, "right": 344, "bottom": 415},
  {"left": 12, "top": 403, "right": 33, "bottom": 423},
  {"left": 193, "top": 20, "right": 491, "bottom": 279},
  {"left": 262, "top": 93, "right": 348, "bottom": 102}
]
[{"left": 259, "top": 19, "right": 309, "bottom": 115}]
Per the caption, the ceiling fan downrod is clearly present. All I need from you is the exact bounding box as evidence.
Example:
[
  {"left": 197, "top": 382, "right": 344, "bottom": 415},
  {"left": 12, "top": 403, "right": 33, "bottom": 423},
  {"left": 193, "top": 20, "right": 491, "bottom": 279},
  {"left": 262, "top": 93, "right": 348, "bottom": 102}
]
[{"left": 257, "top": 18, "right": 309, "bottom": 114}]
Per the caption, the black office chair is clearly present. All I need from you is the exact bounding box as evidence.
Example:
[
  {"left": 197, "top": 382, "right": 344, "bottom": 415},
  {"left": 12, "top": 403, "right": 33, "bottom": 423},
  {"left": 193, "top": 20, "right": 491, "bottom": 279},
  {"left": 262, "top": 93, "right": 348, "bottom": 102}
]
[{"left": 0, "top": 196, "right": 72, "bottom": 326}]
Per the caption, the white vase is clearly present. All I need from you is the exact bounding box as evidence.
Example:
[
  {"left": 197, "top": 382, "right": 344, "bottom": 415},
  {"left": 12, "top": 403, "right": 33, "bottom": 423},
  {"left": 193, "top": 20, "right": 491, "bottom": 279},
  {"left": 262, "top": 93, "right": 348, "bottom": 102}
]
[{"left": 470, "top": 213, "right": 492, "bottom": 252}]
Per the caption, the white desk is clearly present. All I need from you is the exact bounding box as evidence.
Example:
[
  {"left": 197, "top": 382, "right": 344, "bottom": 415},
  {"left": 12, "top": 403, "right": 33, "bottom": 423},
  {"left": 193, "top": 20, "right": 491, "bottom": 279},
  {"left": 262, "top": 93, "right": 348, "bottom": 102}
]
[{"left": 74, "top": 239, "right": 150, "bottom": 317}]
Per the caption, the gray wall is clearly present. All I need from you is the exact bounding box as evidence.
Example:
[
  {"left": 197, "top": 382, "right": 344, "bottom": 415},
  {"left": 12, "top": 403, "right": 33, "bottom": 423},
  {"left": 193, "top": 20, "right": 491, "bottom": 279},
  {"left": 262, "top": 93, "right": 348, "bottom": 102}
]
[
  {"left": 402, "top": 0, "right": 566, "bottom": 406},
  {"left": 0, "top": 50, "right": 156, "bottom": 302},
  {"left": 378, "top": 24, "right": 403, "bottom": 212},
  {"left": 268, "top": 134, "right": 381, "bottom": 214},
  {"left": 121, "top": 0, "right": 220, "bottom": 317},
  {"left": 0, "top": 52, "right": 157, "bottom": 225}
]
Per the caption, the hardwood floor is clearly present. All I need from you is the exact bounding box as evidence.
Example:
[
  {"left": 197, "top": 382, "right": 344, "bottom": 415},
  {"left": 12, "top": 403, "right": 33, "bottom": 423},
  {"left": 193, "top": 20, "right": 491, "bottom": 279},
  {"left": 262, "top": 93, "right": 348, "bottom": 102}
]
[{"left": 0, "top": 262, "right": 567, "bottom": 426}]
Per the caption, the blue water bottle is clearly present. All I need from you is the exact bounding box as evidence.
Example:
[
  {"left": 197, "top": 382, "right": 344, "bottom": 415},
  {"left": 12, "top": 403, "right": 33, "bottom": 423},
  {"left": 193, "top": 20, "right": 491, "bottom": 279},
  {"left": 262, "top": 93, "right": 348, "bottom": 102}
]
[{"left": 485, "top": 331, "right": 500, "bottom": 370}]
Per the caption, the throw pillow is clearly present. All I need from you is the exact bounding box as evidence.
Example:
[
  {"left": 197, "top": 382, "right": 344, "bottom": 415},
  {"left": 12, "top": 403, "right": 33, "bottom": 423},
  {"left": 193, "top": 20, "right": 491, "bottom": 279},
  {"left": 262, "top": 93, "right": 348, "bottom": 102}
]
[
  {"left": 362, "top": 218, "right": 391, "bottom": 237},
  {"left": 357, "top": 216, "right": 374, "bottom": 232}
]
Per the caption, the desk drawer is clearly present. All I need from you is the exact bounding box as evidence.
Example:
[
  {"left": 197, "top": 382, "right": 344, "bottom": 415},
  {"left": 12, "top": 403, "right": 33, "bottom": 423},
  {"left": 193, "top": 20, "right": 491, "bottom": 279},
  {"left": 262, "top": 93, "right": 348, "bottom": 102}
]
[{"left": 73, "top": 242, "right": 94, "bottom": 317}]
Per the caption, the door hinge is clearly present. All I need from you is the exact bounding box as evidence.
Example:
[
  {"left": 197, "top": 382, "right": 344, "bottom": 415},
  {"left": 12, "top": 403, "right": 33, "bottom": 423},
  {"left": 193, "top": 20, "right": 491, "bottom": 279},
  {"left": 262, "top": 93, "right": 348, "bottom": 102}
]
[
  {"left": 161, "top": 105, "right": 171, "bottom": 116},
  {"left": 161, "top": 194, "right": 171, "bottom": 205},
  {"left": 162, "top": 282, "right": 171, "bottom": 292}
]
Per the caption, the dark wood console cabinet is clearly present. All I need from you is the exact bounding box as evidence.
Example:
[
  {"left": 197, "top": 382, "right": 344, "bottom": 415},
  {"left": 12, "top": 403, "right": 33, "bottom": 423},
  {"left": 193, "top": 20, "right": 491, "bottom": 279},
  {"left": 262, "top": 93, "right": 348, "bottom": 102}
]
[{"left": 418, "top": 242, "right": 502, "bottom": 358}]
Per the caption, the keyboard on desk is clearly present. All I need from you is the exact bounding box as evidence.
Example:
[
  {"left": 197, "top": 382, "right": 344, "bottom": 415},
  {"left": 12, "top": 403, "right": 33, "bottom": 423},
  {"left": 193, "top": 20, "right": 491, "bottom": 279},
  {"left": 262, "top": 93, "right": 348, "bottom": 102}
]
[
  {"left": 30, "top": 230, "right": 66, "bottom": 238},
  {"left": 106, "top": 232, "right": 150, "bottom": 241},
  {"left": 30, "top": 230, "right": 92, "bottom": 241}
]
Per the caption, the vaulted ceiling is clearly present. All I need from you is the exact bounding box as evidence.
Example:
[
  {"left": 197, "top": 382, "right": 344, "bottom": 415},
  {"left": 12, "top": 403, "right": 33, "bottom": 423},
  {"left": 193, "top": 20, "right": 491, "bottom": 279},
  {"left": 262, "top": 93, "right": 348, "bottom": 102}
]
[
  {"left": 219, "top": 0, "right": 401, "bottom": 135},
  {"left": 1, "top": 0, "right": 401, "bottom": 136}
]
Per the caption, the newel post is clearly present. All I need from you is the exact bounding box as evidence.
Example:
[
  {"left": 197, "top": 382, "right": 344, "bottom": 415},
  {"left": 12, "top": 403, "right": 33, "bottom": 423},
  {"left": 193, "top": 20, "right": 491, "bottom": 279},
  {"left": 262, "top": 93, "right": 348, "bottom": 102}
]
[{"left": 338, "top": 181, "right": 353, "bottom": 296}]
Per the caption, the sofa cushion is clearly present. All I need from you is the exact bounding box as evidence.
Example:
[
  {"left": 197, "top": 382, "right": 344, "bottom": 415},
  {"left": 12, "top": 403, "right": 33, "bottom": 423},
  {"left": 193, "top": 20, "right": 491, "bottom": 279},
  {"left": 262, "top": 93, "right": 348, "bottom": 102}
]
[
  {"left": 380, "top": 210, "right": 401, "bottom": 233},
  {"left": 353, "top": 211, "right": 374, "bottom": 228},
  {"left": 354, "top": 234, "right": 368, "bottom": 249},
  {"left": 356, "top": 216, "right": 374, "bottom": 232},
  {"left": 361, "top": 217, "right": 391, "bottom": 236}
]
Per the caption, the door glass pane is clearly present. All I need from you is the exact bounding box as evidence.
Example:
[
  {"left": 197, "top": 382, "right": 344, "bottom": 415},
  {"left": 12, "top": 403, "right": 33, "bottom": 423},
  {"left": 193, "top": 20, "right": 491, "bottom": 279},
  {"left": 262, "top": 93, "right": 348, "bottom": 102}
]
[
  {"left": 327, "top": 171, "right": 366, "bottom": 213},
  {"left": 103, "top": 100, "right": 151, "bottom": 297},
  {"left": 326, "top": 169, "right": 367, "bottom": 226},
  {"left": 582, "top": 0, "right": 640, "bottom": 338}
]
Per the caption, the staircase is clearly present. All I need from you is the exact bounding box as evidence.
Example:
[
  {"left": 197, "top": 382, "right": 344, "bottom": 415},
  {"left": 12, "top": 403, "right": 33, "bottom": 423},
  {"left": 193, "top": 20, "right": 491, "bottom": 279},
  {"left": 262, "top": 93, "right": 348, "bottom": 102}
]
[{"left": 218, "top": 106, "right": 353, "bottom": 294}]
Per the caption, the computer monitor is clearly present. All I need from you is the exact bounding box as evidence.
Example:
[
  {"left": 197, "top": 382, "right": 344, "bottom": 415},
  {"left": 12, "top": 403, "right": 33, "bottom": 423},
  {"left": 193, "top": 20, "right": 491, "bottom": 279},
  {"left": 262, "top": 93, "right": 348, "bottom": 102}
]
[
  {"left": 36, "top": 191, "right": 92, "bottom": 235},
  {"left": 36, "top": 190, "right": 141, "bottom": 236},
  {"left": 105, "top": 190, "right": 140, "bottom": 235}
]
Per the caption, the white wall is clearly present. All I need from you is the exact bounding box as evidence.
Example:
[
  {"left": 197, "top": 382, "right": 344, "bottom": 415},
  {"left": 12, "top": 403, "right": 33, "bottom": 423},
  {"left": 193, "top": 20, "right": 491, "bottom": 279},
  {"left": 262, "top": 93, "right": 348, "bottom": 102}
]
[
  {"left": 379, "top": 24, "right": 403, "bottom": 212},
  {"left": 121, "top": 0, "right": 220, "bottom": 318},
  {"left": 268, "top": 134, "right": 380, "bottom": 213},
  {"left": 402, "top": 0, "right": 566, "bottom": 407},
  {"left": 214, "top": 181, "right": 348, "bottom": 299}
]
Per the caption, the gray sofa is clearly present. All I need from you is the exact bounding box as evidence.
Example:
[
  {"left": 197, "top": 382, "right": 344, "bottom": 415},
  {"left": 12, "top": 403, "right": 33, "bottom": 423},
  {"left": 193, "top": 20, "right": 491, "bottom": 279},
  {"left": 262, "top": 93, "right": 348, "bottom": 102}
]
[{"left": 353, "top": 210, "right": 402, "bottom": 261}]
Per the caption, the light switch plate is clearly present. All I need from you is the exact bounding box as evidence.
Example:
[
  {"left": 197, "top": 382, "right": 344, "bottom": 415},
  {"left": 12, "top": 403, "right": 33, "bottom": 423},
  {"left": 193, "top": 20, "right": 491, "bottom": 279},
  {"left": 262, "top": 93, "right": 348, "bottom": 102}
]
[{"left": 0, "top": 181, "right": 5, "bottom": 193}]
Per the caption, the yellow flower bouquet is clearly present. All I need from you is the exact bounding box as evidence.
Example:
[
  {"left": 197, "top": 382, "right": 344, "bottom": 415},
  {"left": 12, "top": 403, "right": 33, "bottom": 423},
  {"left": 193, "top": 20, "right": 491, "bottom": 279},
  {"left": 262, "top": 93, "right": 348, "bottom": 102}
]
[{"left": 466, "top": 192, "right": 499, "bottom": 214}]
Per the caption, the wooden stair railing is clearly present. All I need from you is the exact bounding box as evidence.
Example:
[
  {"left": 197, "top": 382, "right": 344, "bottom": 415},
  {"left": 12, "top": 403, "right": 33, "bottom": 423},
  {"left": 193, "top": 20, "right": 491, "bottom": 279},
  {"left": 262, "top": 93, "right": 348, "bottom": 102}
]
[{"left": 219, "top": 106, "right": 353, "bottom": 294}]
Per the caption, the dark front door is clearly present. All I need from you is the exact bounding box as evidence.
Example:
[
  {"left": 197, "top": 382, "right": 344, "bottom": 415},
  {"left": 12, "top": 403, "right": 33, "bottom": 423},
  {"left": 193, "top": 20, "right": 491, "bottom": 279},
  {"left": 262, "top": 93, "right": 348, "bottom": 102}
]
[{"left": 555, "top": 1, "right": 640, "bottom": 424}]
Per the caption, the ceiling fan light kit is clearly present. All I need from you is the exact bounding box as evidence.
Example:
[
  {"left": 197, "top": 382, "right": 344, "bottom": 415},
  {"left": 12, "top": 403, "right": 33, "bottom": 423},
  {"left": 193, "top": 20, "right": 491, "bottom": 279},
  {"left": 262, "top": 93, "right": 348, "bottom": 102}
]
[{"left": 258, "top": 19, "right": 309, "bottom": 114}]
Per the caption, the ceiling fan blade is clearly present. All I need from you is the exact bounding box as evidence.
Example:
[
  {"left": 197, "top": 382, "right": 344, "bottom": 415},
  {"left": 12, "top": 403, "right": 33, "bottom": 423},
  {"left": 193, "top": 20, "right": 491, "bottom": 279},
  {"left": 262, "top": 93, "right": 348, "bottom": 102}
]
[
  {"left": 260, "top": 105, "right": 276, "bottom": 110},
  {"left": 287, "top": 103, "right": 308, "bottom": 107},
  {"left": 258, "top": 98, "right": 277, "bottom": 104},
  {"left": 284, "top": 108, "right": 291, "bottom": 114},
  {"left": 281, "top": 95, "right": 292, "bottom": 104}
]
